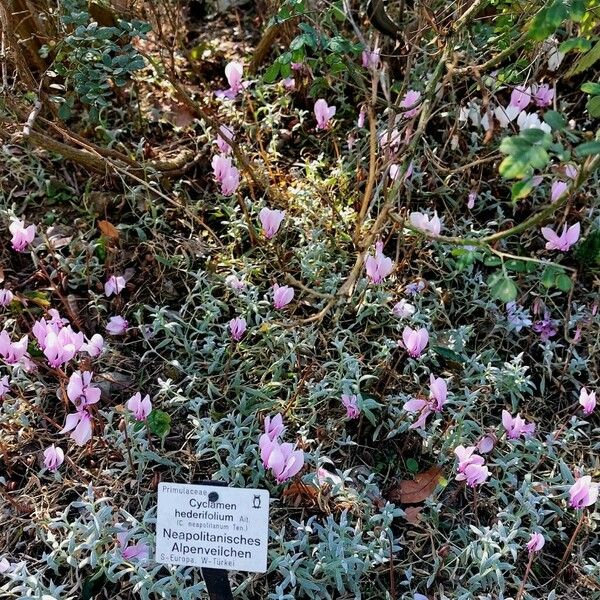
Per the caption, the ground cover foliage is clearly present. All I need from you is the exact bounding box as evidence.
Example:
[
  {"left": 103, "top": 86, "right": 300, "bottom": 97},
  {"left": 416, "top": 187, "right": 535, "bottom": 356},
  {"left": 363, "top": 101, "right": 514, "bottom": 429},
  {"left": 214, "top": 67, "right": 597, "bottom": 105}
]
[{"left": 0, "top": 0, "right": 599, "bottom": 598}]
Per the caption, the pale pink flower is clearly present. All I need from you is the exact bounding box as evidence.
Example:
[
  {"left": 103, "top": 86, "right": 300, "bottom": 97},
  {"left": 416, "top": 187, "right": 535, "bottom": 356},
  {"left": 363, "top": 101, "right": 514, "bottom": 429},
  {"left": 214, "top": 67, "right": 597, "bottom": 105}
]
[
  {"left": 263, "top": 413, "right": 285, "bottom": 441},
  {"left": 401, "top": 326, "right": 429, "bottom": 358},
  {"left": 104, "top": 275, "right": 126, "bottom": 297},
  {"left": 67, "top": 371, "right": 101, "bottom": 408},
  {"left": 43, "top": 327, "right": 84, "bottom": 367},
  {"left": 409, "top": 211, "right": 442, "bottom": 236},
  {"left": 467, "top": 191, "right": 477, "bottom": 209},
  {"left": 0, "top": 332, "right": 28, "bottom": 365},
  {"left": 361, "top": 46, "right": 380, "bottom": 70},
  {"left": 502, "top": 410, "right": 536, "bottom": 440},
  {"left": 9, "top": 218, "right": 36, "bottom": 251},
  {"left": 463, "top": 463, "right": 490, "bottom": 487},
  {"left": 379, "top": 128, "right": 402, "bottom": 153},
  {"left": 260, "top": 437, "right": 304, "bottom": 482},
  {"left": 533, "top": 84, "right": 554, "bottom": 107},
  {"left": 82, "top": 334, "right": 104, "bottom": 358},
  {"left": 259, "top": 207, "right": 286, "bottom": 239},
  {"left": 494, "top": 104, "right": 520, "bottom": 127},
  {"left": 509, "top": 85, "right": 531, "bottom": 110},
  {"left": 216, "top": 61, "right": 246, "bottom": 99},
  {"left": 454, "top": 445, "right": 489, "bottom": 487},
  {"left": 0, "top": 290, "right": 13, "bottom": 307},
  {"left": 404, "top": 161, "right": 414, "bottom": 180},
  {"left": 429, "top": 374, "right": 447, "bottom": 411},
  {"left": 341, "top": 394, "right": 360, "bottom": 419},
  {"left": 127, "top": 392, "right": 152, "bottom": 421},
  {"left": 0, "top": 557, "right": 12, "bottom": 573},
  {"left": 364, "top": 241, "right": 394, "bottom": 284},
  {"left": 579, "top": 387, "right": 597, "bottom": 416},
  {"left": 403, "top": 397, "right": 431, "bottom": 429},
  {"left": 551, "top": 180, "right": 568, "bottom": 203},
  {"left": 272, "top": 284, "right": 294, "bottom": 309},
  {"left": 400, "top": 90, "right": 421, "bottom": 118},
  {"left": 220, "top": 166, "right": 240, "bottom": 195},
  {"left": 477, "top": 434, "right": 496, "bottom": 454},
  {"left": 43, "top": 444, "right": 64, "bottom": 472},
  {"left": 314, "top": 99, "right": 336, "bottom": 130},
  {"left": 565, "top": 164, "right": 578, "bottom": 180},
  {"left": 569, "top": 476, "right": 599, "bottom": 509},
  {"left": 0, "top": 375, "right": 10, "bottom": 398},
  {"left": 216, "top": 125, "right": 234, "bottom": 154},
  {"left": 212, "top": 154, "right": 233, "bottom": 182},
  {"left": 541, "top": 222, "right": 580, "bottom": 251},
  {"left": 526, "top": 532, "right": 545, "bottom": 554},
  {"left": 117, "top": 530, "right": 150, "bottom": 562},
  {"left": 61, "top": 409, "right": 93, "bottom": 445},
  {"left": 229, "top": 317, "right": 247, "bottom": 341},
  {"left": 392, "top": 299, "right": 416, "bottom": 318},
  {"left": 404, "top": 375, "right": 447, "bottom": 429},
  {"left": 357, "top": 108, "right": 366, "bottom": 128},
  {"left": 106, "top": 316, "right": 128, "bottom": 335},
  {"left": 225, "top": 274, "right": 246, "bottom": 292},
  {"left": 389, "top": 164, "right": 400, "bottom": 181},
  {"left": 517, "top": 111, "right": 551, "bottom": 133}
]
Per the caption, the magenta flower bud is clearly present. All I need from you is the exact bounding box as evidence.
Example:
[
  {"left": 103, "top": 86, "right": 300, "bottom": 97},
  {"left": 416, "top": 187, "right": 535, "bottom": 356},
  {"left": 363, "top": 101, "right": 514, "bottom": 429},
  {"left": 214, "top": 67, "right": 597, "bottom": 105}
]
[
  {"left": 272, "top": 284, "right": 294, "bottom": 309},
  {"left": 9, "top": 218, "right": 36, "bottom": 252},
  {"left": 259, "top": 207, "right": 286, "bottom": 239},
  {"left": 526, "top": 532, "right": 545, "bottom": 554},
  {"left": 401, "top": 326, "right": 429, "bottom": 358},
  {"left": 568, "top": 476, "right": 599, "bottom": 509},
  {"left": 314, "top": 99, "right": 336, "bottom": 130},
  {"left": 229, "top": 317, "right": 247, "bottom": 341},
  {"left": 106, "top": 316, "right": 128, "bottom": 335},
  {"left": 127, "top": 392, "right": 152, "bottom": 421},
  {"left": 579, "top": 387, "right": 597, "bottom": 416},
  {"left": 341, "top": 394, "right": 360, "bottom": 419},
  {"left": 0, "top": 289, "right": 14, "bottom": 307},
  {"left": 43, "top": 444, "right": 64, "bottom": 472}
]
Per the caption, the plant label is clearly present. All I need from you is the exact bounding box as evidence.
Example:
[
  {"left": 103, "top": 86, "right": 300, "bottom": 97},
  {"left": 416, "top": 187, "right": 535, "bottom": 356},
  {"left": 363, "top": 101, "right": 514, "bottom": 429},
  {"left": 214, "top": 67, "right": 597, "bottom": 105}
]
[{"left": 156, "top": 482, "right": 270, "bottom": 573}]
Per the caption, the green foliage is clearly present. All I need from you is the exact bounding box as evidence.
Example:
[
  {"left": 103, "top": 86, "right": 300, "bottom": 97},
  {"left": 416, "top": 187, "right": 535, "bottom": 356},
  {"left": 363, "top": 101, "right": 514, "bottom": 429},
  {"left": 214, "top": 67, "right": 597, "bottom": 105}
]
[
  {"left": 499, "top": 130, "right": 552, "bottom": 179},
  {"left": 488, "top": 272, "right": 518, "bottom": 302},
  {"left": 147, "top": 409, "right": 171, "bottom": 439},
  {"left": 575, "top": 228, "right": 600, "bottom": 266}
]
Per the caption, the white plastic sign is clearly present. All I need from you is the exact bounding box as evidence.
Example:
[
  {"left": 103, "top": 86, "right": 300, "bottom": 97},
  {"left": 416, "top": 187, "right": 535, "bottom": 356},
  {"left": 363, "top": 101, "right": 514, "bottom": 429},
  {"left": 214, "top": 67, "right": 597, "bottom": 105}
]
[{"left": 155, "top": 482, "right": 270, "bottom": 573}]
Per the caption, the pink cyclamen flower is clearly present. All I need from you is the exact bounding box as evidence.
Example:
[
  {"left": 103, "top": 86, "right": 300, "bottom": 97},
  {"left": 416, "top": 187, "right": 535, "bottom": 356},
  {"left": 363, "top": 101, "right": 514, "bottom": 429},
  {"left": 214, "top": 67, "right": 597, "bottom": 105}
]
[
  {"left": 212, "top": 155, "right": 240, "bottom": 195},
  {"left": 314, "top": 99, "right": 336, "bottom": 130},
  {"left": 565, "top": 164, "right": 578, "bottom": 180},
  {"left": 379, "top": 128, "right": 402, "bottom": 154},
  {"left": 409, "top": 211, "right": 442, "bottom": 236},
  {"left": 82, "top": 334, "right": 104, "bottom": 358},
  {"left": 477, "top": 434, "right": 496, "bottom": 454},
  {"left": 67, "top": 371, "right": 101, "bottom": 408},
  {"left": 403, "top": 397, "right": 431, "bottom": 429},
  {"left": 104, "top": 275, "right": 126, "bottom": 297},
  {"left": 509, "top": 85, "right": 531, "bottom": 110},
  {"left": 429, "top": 374, "right": 448, "bottom": 411},
  {"left": 400, "top": 90, "right": 421, "bottom": 118},
  {"left": 259, "top": 207, "right": 286, "bottom": 239},
  {"left": 541, "top": 222, "right": 580, "bottom": 251},
  {"left": 502, "top": 410, "right": 536, "bottom": 440},
  {"left": 220, "top": 165, "right": 240, "bottom": 195},
  {"left": 361, "top": 46, "right": 380, "bottom": 70},
  {"left": 61, "top": 409, "right": 93, "bottom": 446},
  {"left": 389, "top": 164, "right": 400, "bottom": 181},
  {"left": 43, "top": 326, "right": 84, "bottom": 367},
  {"left": 117, "top": 531, "right": 150, "bottom": 562},
  {"left": 9, "top": 218, "right": 36, "bottom": 251},
  {"left": 263, "top": 413, "right": 285, "bottom": 441},
  {"left": 272, "top": 284, "right": 294, "bottom": 309},
  {"left": 533, "top": 84, "right": 554, "bottom": 107},
  {"left": 43, "top": 445, "right": 64, "bottom": 472},
  {"left": 216, "top": 125, "right": 234, "bottom": 154},
  {"left": 225, "top": 274, "right": 246, "bottom": 292},
  {"left": 365, "top": 241, "right": 394, "bottom": 284},
  {"left": 569, "top": 476, "right": 599, "bottom": 509},
  {"left": 229, "top": 317, "right": 247, "bottom": 341},
  {"left": 106, "top": 316, "right": 128, "bottom": 335},
  {"left": 526, "top": 532, "right": 545, "bottom": 554},
  {"left": 357, "top": 108, "right": 366, "bottom": 128},
  {"left": 551, "top": 180, "right": 568, "bottom": 203},
  {"left": 401, "top": 326, "right": 429, "bottom": 358},
  {"left": 404, "top": 374, "right": 447, "bottom": 429},
  {"left": 579, "top": 387, "right": 597, "bottom": 416},
  {"left": 0, "top": 290, "right": 13, "bottom": 307},
  {"left": 341, "top": 394, "right": 360, "bottom": 419},
  {"left": 454, "top": 445, "right": 489, "bottom": 487},
  {"left": 467, "top": 191, "right": 477, "bottom": 209},
  {"left": 216, "top": 61, "right": 246, "bottom": 99},
  {"left": 127, "top": 392, "right": 152, "bottom": 421},
  {"left": 393, "top": 299, "right": 416, "bottom": 318},
  {"left": 0, "top": 375, "right": 10, "bottom": 398},
  {"left": 0, "top": 332, "right": 28, "bottom": 365},
  {"left": 260, "top": 437, "right": 305, "bottom": 482}
]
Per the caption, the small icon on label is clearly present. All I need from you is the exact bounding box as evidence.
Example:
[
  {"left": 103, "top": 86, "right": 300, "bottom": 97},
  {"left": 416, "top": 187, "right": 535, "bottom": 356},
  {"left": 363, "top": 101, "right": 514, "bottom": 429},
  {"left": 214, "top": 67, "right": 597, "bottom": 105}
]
[{"left": 252, "top": 494, "right": 261, "bottom": 509}]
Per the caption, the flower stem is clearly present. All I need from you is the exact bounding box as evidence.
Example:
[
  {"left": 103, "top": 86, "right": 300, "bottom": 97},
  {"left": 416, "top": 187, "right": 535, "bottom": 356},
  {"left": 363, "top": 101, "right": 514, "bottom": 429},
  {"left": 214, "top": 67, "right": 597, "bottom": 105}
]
[
  {"left": 556, "top": 509, "right": 587, "bottom": 577},
  {"left": 515, "top": 552, "right": 534, "bottom": 600}
]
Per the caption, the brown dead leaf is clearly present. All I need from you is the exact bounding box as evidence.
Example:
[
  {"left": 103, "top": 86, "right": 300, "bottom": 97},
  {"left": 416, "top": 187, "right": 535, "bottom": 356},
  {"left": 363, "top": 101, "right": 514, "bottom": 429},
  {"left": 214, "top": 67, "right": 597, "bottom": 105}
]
[
  {"left": 404, "top": 506, "right": 423, "bottom": 524},
  {"left": 386, "top": 467, "right": 443, "bottom": 504},
  {"left": 98, "top": 220, "right": 119, "bottom": 240}
]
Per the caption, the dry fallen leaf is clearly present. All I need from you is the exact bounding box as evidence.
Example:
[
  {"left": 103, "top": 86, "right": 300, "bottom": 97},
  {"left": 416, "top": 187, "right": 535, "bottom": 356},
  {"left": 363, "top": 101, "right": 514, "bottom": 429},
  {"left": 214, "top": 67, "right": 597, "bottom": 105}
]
[
  {"left": 98, "top": 220, "right": 119, "bottom": 240},
  {"left": 404, "top": 506, "right": 423, "bottom": 524},
  {"left": 386, "top": 467, "right": 444, "bottom": 504}
]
